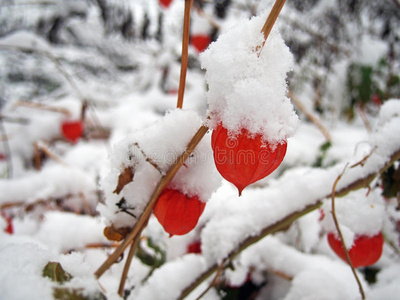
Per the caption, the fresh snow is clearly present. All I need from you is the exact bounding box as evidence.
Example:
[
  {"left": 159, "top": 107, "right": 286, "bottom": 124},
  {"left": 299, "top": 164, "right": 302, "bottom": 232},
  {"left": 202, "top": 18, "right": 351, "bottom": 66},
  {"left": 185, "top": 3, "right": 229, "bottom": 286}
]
[{"left": 0, "top": 1, "right": 399, "bottom": 300}]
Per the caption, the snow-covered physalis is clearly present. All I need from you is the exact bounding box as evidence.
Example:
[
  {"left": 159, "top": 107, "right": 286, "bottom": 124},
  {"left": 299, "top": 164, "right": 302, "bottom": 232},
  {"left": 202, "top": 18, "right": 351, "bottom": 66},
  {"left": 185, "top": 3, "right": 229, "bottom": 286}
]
[
  {"left": 1, "top": 211, "right": 13, "bottom": 235},
  {"left": 327, "top": 232, "right": 384, "bottom": 268},
  {"left": 212, "top": 123, "right": 287, "bottom": 196},
  {"left": 159, "top": 0, "right": 172, "bottom": 8},
  {"left": 61, "top": 120, "right": 84, "bottom": 143},
  {"left": 190, "top": 34, "right": 211, "bottom": 53},
  {"left": 153, "top": 189, "right": 205, "bottom": 236}
]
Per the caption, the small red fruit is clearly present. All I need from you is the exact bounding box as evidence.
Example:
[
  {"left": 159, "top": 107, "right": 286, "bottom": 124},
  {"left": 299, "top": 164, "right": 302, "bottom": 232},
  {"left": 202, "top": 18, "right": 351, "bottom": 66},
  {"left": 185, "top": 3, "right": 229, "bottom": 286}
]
[
  {"left": 371, "top": 94, "right": 382, "bottom": 106},
  {"left": 1, "top": 211, "right": 13, "bottom": 234},
  {"left": 327, "top": 232, "right": 384, "bottom": 268},
  {"left": 61, "top": 120, "right": 84, "bottom": 143},
  {"left": 212, "top": 124, "right": 287, "bottom": 195},
  {"left": 187, "top": 240, "right": 202, "bottom": 254},
  {"left": 153, "top": 189, "right": 206, "bottom": 236},
  {"left": 159, "top": 0, "right": 173, "bottom": 8},
  {"left": 190, "top": 34, "right": 211, "bottom": 53}
]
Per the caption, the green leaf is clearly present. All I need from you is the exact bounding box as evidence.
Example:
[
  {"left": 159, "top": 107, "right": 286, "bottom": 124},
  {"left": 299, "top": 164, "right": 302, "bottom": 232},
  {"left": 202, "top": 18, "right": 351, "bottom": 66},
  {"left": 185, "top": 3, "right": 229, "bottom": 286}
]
[
  {"left": 42, "top": 262, "right": 72, "bottom": 284},
  {"left": 136, "top": 237, "right": 166, "bottom": 268}
]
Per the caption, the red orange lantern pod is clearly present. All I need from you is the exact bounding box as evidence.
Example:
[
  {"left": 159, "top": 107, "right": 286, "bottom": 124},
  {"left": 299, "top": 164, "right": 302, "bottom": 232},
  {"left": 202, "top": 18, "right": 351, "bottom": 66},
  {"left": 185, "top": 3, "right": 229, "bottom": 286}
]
[
  {"left": 211, "top": 123, "right": 287, "bottom": 196},
  {"left": 61, "top": 119, "right": 84, "bottom": 143},
  {"left": 327, "top": 232, "right": 384, "bottom": 268},
  {"left": 190, "top": 34, "right": 212, "bottom": 53},
  {"left": 159, "top": 0, "right": 173, "bottom": 9},
  {"left": 153, "top": 188, "right": 206, "bottom": 236}
]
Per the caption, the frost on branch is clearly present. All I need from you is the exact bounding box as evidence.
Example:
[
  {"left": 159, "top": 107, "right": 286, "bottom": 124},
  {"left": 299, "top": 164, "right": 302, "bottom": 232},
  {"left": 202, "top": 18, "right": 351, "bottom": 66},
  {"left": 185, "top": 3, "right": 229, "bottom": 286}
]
[
  {"left": 200, "top": 10, "right": 299, "bottom": 144},
  {"left": 98, "top": 109, "right": 221, "bottom": 230}
]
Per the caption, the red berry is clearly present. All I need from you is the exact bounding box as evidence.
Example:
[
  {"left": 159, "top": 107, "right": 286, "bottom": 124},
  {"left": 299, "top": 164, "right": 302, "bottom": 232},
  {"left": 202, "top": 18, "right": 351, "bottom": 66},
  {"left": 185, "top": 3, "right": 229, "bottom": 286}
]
[
  {"left": 153, "top": 189, "right": 206, "bottom": 236},
  {"left": 0, "top": 153, "right": 6, "bottom": 160},
  {"left": 318, "top": 208, "right": 325, "bottom": 221},
  {"left": 212, "top": 124, "right": 287, "bottom": 196},
  {"left": 187, "top": 240, "right": 202, "bottom": 254},
  {"left": 190, "top": 34, "right": 211, "bottom": 53},
  {"left": 61, "top": 120, "right": 84, "bottom": 143},
  {"left": 371, "top": 94, "right": 382, "bottom": 106},
  {"left": 327, "top": 232, "right": 384, "bottom": 268},
  {"left": 1, "top": 211, "right": 13, "bottom": 235},
  {"left": 159, "top": 0, "right": 173, "bottom": 8}
]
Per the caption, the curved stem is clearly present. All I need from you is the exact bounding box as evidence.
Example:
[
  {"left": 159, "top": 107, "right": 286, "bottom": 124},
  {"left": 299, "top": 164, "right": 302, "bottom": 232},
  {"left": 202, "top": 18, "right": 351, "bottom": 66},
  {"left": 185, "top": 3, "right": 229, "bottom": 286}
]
[{"left": 331, "top": 164, "right": 365, "bottom": 300}]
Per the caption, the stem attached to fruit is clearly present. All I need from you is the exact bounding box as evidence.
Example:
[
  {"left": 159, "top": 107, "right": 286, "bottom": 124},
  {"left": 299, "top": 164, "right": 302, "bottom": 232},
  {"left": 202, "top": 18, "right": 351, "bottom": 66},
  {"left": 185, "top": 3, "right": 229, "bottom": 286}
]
[
  {"left": 331, "top": 164, "right": 365, "bottom": 300},
  {"left": 94, "top": 125, "right": 209, "bottom": 279},
  {"left": 177, "top": 0, "right": 193, "bottom": 109}
]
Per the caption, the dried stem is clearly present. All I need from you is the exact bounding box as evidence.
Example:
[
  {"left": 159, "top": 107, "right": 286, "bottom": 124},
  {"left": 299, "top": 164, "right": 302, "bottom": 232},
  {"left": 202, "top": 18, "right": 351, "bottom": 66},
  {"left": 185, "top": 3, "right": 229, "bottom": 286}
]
[
  {"left": 260, "top": 0, "right": 286, "bottom": 46},
  {"left": 176, "top": 0, "right": 193, "bottom": 109},
  {"left": 195, "top": 258, "right": 228, "bottom": 300},
  {"left": 118, "top": 230, "right": 143, "bottom": 297},
  {"left": 94, "top": 125, "right": 209, "bottom": 279},
  {"left": 289, "top": 90, "right": 331, "bottom": 142},
  {"left": 12, "top": 100, "right": 71, "bottom": 116},
  {"left": 330, "top": 164, "right": 365, "bottom": 300},
  {"left": 192, "top": 3, "right": 220, "bottom": 30}
]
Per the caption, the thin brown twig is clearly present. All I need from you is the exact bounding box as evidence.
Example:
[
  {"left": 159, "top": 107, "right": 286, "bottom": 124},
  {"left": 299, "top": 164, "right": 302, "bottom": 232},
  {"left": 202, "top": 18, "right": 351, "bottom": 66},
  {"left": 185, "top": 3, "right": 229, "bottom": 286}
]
[
  {"left": 12, "top": 100, "right": 71, "bottom": 116},
  {"left": 38, "top": 141, "right": 66, "bottom": 164},
  {"left": 195, "top": 258, "right": 228, "bottom": 300},
  {"left": 331, "top": 163, "right": 365, "bottom": 300},
  {"left": 350, "top": 146, "right": 376, "bottom": 168},
  {"left": 289, "top": 90, "right": 331, "bottom": 142},
  {"left": 118, "top": 230, "right": 143, "bottom": 297},
  {"left": 176, "top": 0, "right": 193, "bottom": 109},
  {"left": 94, "top": 125, "right": 209, "bottom": 279},
  {"left": 260, "top": 0, "right": 286, "bottom": 48},
  {"left": 192, "top": 3, "right": 221, "bottom": 30}
]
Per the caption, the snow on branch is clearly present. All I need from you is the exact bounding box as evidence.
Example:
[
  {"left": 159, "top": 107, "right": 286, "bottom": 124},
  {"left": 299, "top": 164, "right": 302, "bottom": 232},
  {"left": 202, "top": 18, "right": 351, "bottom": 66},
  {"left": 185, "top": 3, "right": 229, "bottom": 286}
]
[{"left": 133, "top": 99, "right": 400, "bottom": 299}]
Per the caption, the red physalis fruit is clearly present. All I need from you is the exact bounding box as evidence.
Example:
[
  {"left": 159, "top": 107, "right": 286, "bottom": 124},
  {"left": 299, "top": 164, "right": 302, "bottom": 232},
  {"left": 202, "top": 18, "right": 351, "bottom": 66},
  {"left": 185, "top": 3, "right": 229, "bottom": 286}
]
[
  {"left": 327, "top": 232, "right": 384, "bottom": 268},
  {"left": 187, "top": 240, "right": 202, "bottom": 254},
  {"left": 61, "top": 120, "right": 84, "bottom": 143},
  {"left": 212, "top": 123, "right": 287, "bottom": 196},
  {"left": 159, "top": 0, "right": 173, "bottom": 8},
  {"left": 153, "top": 189, "right": 206, "bottom": 236},
  {"left": 371, "top": 93, "right": 382, "bottom": 106},
  {"left": 0, "top": 153, "right": 6, "bottom": 160},
  {"left": 190, "top": 34, "right": 211, "bottom": 53},
  {"left": 1, "top": 211, "right": 13, "bottom": 235}
]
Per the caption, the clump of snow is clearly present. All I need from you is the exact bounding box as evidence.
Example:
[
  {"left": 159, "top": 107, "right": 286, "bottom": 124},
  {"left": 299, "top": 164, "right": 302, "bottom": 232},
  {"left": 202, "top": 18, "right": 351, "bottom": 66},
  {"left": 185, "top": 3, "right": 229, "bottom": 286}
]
[
  {"left": 0, "top": 30, "right": 51, "bottom": 52},
  {"left": 200, "top": 10, "right": 299, "bottom": 144},
  {"left": 132, "top": 254, "right": 207, "bottom": 300},
  {"left": 99, "top": 109, "right": 221, "bottom": 229},
  {"left": 0, "top": 164, "right": 96, "bottom": 205},
  {"left": 0, "top": 243, "right": 53, "bottom": 300},
  {"left": 377, "top": 99, "right": 400, "bottom": 126},
  {"left": 320, "top": 188, "right": 385, "bottom": 246}
]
